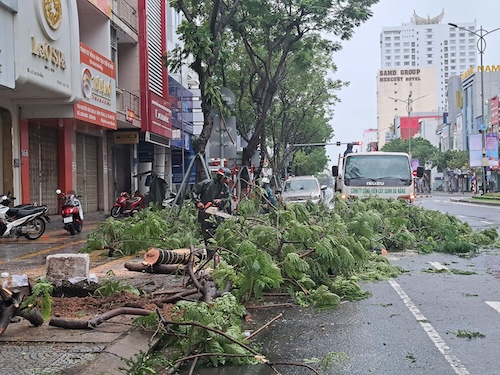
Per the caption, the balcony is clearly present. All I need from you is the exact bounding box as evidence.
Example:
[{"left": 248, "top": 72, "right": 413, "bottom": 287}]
[
  {"left": 112, "top": 0, "right": 138, "bottom": 44},
  {"left": 116, "top": 87, "right": 141, "bottom": 129}
]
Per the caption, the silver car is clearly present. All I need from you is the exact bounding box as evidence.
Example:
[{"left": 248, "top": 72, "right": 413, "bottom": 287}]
[{"left": 279, "top": 176, "right": 327, "bottom": 205}]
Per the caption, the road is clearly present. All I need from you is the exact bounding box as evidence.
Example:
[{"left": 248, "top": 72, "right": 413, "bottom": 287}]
[{"left": 191, "top": 194, "right": 500, "bottom": 375}]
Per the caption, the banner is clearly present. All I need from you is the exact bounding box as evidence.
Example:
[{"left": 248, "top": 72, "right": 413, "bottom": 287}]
[
  {"left": 469, "top": 133, "right": 482, "bottom": 167},
  {"left": 485, "top": 133, "right": 499, "bottom": 167}
]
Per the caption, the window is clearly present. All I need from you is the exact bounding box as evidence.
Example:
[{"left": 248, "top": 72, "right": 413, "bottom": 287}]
[
  {"left": 394, "top": 49, "right": 400, "bottom": 53},
  {"left": 411, "top": 42, "right": 415, "bottom": 47},
  {"left": 395, "top": 62, "right": 400, "bottom": 66},
  {"left": 395, "top": 55, "right": 400, "bottom": 60},
  {"left": 385, "top": 49, "right": 391, "bottom": 54},
  {"left": 403, "top": 55, "right": 409, "bottom": 59},
  {"left": 427, "top": 47, "right": 433, "bottom": 51},
  {"left": 459, "top": 32, "right": 465, "bottom": 37},
  {"left": 450, "top": 40, "right": 456, "bottom": 44},
  {"left": 450, "top": 33, "right": 456, "bottom": 38},
  {"left": 394, "top": 42, "right": 400, "bottom": 47},
  {"left": 385, "top": 43, "right": 391, "bottom": 47},
  {"left": 459, "top": 39, "right": 465, "bottom": 44},
  {"left": 404, "top": 61, "right": 410, "bottom": 66},
  {"left": 469, "top": 38, "right": 475, "bottom": 43},
  {"left": 427, "top": 54, "right": 433, "bottom": 58},
  {"left": 404, "top": 42, "right": 410, "bottom": 46},
  {"left": 427, "top": 41, "right": 433, "bottom": 45},
  {"left": 427, "top": 60, "right": 433, "bottom": 64},
  {"left": 444, "top": 53, "right": 448, "bottom": 58},
  {"left": 394, "top": 36, "right": 400, "bottom": 41},
  {"left": 385, "top": 36, "right": 391, "bottom": 41},
  {"left": 404, "top": 48, "right": 409, "bottom": 53},
  {"left": 386, "top": 56, "right": 391, "bottom": 60}
]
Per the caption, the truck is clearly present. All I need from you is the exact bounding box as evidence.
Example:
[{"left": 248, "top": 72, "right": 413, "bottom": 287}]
[{"left": 332, "top": 151, "right": 423, "bottom": 202}]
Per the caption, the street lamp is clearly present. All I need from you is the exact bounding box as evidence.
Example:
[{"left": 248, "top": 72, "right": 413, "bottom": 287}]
[
  {"left": 448, "top": 22, "right": 500, "bottom": 194},
  {"left": 389, "top": 93, "right": 428, "bottom": 156}
]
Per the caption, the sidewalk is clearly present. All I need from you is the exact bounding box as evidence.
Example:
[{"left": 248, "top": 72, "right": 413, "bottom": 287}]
[{"left": 0, "top": 210, "right": 156, "bottom": 375}]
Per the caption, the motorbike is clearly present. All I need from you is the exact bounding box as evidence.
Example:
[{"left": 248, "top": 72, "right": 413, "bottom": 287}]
[
  {"left": 110, "top": 190, "right": 144, "bottom": 218},
  {"left": 162, "top": 191, "right": 177, "bottom": 209},
  {"left": 0, "top": 194, "right": 50, "bottom": 240},
  {"left": 56, "top": 189, "right": 84, "bottom": 235}
]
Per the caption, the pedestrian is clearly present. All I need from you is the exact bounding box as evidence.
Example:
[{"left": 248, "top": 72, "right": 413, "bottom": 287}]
[
  {"left": 191, "top": 167, "right": 231, "bottom": 246},
  {"left": 260, "top": 177, "right": 276, "bottom": 213},
  {"left": 344, "top": 143, "right": 353, "bottom": 156}
]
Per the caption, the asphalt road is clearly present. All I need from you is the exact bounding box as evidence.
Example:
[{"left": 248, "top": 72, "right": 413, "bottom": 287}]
[{"left": 188, "top": 195, "right": 500, "bottom": 375}]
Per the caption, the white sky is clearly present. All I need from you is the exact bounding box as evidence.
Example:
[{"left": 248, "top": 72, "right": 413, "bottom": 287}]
[{"left": 326, "top": 0, "right": 500, "bottom": 165}]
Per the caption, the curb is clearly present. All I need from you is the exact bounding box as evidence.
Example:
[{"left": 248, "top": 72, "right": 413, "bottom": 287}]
[{"left": 72, "top": 329, "right": 156, "bottom": 375}]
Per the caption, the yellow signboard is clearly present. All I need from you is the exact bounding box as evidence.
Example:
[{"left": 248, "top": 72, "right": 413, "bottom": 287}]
[{"left": 114, "top": 132, "right": 139, "bottom": 144}]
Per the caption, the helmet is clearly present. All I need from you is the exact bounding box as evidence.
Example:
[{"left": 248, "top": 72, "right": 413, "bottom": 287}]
[
  {"left": 216, "top": 167, "right": 232, "bottom": 179},
  {"left": 261, "top": 177, "right": 270, "bottom": 184},
  {"left": 0, "top": 195, "right": 10, "bottom": 206},
  {"left": 347, "top": 143, "right": 353, "bottom": 148}
]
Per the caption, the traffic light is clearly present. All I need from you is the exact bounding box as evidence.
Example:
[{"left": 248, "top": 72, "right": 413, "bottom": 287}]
[{"left": 336, "top": 141, "right": 341, "bottom": 146}]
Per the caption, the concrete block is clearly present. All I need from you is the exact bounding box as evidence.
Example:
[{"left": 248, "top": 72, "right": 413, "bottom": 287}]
[{"left": 46, "top": 254, "right": 90, "bottom": 281}]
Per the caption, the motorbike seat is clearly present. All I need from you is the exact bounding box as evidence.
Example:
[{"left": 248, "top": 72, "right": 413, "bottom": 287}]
[
  {"left": 126, "top": 197, "right": 142, "bottom": 204},
  {"left": 7, "top": 205, "right": 47, "bottom": 219}
]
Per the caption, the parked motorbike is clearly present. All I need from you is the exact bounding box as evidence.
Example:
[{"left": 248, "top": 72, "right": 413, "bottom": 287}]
[
  {"left": 56, "top": 189, "right": 84, "bottom": 235},
  {"left": 162, "top": 191, "right": 177, "bottom": 209},
  {"left": 0, "top": 194, "right": 50, "bottom": 240},
  {"left": 110, "top": 190, "right": 144, "bottom": 218}
]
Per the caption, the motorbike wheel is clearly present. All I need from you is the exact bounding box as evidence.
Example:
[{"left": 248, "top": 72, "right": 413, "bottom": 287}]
[
  {"left": 24, "top": 218, "right": 46, "bottom": 240},
  {"left": 110, "top": 206, "right": 121, "bottom": 218},
  {"left": 74, "top": 219, "right": 83, "bottom": 233},
  {"left": 67, "top": 223, "right": 76, "bottom": 236}
]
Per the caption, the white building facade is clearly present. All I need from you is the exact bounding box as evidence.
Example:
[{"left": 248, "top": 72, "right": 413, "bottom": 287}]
[{"left": 377, "top": 10, "right": 477, "bottom": 147}]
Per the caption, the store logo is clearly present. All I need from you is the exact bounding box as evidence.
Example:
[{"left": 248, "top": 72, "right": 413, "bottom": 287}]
[
  {"left": 43, "top": 0, "right": 63, "bottom": 30},
  {"left": 36, "top": 0, "right": 64, "bottom": 41},
  {"left": 82, "top": 68, "right": 92, "bottom": 99},
  {"left": 81, "top": 67, "right": 113, "bottom": 103}
]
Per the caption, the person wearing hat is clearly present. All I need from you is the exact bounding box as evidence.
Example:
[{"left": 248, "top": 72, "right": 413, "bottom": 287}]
[
  {"left": 344, "top": 143, "right": 353, "bottom": 156},
  {"left": 191, "top": 167, "right": 232, "bottom": 245}
]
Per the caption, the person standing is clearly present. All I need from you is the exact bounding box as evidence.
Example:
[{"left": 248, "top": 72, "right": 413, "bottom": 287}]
[
  {"left": 260, "top": 177, "right": 276, "bottom": 213},
  {"left": 191, "top": 167, "right": 231, "bottom": 245},
  {"left": 344, "top": 143, "right": 353, "bottom": 156}
]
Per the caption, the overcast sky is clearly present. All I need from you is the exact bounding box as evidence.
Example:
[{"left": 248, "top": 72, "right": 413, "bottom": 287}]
[{"left": 325, "top": 0, "right": 500, "bottom": 165}]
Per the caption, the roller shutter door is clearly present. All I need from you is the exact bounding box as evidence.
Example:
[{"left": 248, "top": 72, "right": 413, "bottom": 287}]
[
  {"left": 114, "top": 144, "right": 132, "bottom": 196},
  {"left": 76, "top": 133, "right": 99, "bottom": 212},
  {"left": 29, "top": 125, "right": 59, "bottom": 215}
]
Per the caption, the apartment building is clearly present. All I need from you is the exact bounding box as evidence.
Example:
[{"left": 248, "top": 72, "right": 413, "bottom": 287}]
[{"left": 377, "top": 10, "right": 477, "bottom": 147}]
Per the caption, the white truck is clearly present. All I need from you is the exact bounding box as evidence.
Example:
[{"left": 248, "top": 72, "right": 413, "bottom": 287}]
[{"left": 332, "top": 151, "right": 423, "bottom": 202}]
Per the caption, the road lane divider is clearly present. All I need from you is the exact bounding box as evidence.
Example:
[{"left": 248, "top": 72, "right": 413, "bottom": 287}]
[{"left": 388, "top": 278, "right": 470, "bottom": 375}]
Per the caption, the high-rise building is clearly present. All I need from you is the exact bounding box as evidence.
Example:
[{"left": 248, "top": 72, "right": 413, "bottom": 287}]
[{"left": 377, "top": 10, "right": 477, "bottom": 147}]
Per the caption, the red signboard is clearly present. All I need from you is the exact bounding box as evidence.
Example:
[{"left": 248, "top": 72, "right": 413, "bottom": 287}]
[
  {"left": 145, "top": 92, "right": 172, "bottom": 139},
  {"left": 74, "top": 43, "right": 117, "bottom": 129}
]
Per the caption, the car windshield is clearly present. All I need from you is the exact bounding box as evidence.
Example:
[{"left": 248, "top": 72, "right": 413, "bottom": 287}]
[
  {"left": 344, "top": 155, "right": 411, "bottom": 180},
  {"left": 284, "top": 179, "right": 318, "bottom": 192}
]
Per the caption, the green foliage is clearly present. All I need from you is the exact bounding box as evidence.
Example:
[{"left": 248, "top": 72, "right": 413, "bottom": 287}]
[
  {"left": 94, "top": 270, "right": 141, "bottom": 297},
  {"left": 163, "top": 294, "right": 256, "bottom": 367},
  {"left": 21, "top": 278, "right": 53, "bottom": 320},
  {"left": 119, "top": 350, "right": 173, "bottom": 375},
  {"left": 381, "top": 137, "right": 438, "bottom": 167},
  {"left": 83, "top": 206, "right": 202, "bottom": 256}
]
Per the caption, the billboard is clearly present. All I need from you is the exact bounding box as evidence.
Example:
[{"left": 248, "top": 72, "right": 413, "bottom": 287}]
[{"left": 74, "top": 43, "right": 116, "bottom": 129}]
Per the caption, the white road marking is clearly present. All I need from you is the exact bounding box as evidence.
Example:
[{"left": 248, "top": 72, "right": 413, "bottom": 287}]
[
  {"left": 388, "top": 279, "right": 470, "bottom": 375},
  {"left": 429, "top": 261, "right": 449, "bottom": 271},
  {"left": 451, "top": 201, "right": 500, "bottom": 210},
  {"left": 480, "top": 220, "right": 494, "bottom": 224},
  {"left": 486, "top": 301, "right": 500, "bottom": 314}
]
